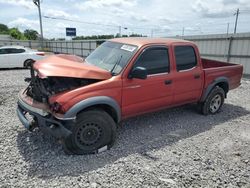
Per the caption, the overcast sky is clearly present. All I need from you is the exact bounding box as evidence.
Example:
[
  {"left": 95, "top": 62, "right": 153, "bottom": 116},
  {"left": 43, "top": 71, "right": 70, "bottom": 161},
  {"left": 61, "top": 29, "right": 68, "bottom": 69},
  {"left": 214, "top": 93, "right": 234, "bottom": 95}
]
[{"left": 0, "top": 0, "right": 249, "bottom": 38}]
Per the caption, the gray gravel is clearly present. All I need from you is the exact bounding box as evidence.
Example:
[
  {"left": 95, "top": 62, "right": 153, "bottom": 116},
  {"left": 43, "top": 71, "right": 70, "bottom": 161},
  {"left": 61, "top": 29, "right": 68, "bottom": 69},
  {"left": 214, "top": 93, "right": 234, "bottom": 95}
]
[{"left": 0, "top": 69, "right": 250, "bottom": 188}]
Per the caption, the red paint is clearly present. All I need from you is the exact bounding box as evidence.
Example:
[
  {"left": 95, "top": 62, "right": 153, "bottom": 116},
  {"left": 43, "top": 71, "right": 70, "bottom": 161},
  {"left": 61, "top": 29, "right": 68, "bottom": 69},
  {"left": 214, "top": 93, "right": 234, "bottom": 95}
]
[{"left": 31, "top": 38, "right": 243, "bottom": 120}]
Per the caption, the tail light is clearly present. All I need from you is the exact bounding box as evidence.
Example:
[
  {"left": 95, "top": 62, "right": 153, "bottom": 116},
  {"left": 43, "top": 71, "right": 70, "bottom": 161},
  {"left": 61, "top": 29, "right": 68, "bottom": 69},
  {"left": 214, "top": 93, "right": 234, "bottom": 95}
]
[{"left": 36, "top": 52, "right": 45, "bottom": 56}]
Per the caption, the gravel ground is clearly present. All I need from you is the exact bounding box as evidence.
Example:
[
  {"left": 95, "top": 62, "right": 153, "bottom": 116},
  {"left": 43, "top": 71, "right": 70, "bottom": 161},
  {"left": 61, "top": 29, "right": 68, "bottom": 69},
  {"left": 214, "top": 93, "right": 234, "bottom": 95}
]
[{"left": 0, "top": 69, "right": 250, "bottom": 188}]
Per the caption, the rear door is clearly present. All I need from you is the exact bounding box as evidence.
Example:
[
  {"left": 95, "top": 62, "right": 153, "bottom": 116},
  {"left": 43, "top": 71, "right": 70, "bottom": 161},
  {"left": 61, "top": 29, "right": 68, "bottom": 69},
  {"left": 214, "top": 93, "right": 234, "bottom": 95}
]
[
  {"left": 122, "top": 46, "right": 174, "bottom": 118},
  {"left": 172, "top": 45, "right": 203, "bottom": 104}
]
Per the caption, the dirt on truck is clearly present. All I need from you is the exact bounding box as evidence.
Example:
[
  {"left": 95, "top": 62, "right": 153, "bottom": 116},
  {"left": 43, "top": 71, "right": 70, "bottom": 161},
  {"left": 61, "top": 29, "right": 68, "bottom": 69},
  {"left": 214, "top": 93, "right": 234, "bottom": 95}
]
[{"left": 17, "top": 38, "right": 243, "bottom": 154}]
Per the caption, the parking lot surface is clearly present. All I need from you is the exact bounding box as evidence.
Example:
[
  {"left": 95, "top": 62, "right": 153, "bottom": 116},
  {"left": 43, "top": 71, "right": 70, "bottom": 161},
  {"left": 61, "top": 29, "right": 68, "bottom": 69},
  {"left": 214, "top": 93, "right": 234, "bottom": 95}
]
[{"left": 0, "top": 69, "right": 249, "bottom": 187}]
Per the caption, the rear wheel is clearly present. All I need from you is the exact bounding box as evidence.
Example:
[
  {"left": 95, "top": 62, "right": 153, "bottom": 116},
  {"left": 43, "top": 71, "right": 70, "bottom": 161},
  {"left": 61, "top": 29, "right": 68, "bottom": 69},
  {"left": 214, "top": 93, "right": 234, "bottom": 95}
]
[
  {"left": 63, "top": 109, "right": 116, "bottom": 155},
  {"left": 23, "top": 59, "right": 34, "bottom": 68},
  {"left": 199, "top": 86, "right": 225, "bottom": 115}
]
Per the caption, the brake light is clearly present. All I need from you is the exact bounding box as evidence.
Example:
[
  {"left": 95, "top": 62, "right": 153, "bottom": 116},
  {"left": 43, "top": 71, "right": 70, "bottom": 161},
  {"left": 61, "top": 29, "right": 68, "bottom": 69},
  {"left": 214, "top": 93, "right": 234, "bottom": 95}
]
[{"left": 36, "top": 52, "right": 45, "bottom": 56}]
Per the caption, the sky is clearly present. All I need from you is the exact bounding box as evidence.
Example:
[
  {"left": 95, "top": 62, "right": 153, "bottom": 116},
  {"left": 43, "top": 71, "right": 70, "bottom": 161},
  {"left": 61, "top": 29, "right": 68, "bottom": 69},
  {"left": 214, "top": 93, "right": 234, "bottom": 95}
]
[{"left": 0, "top": 0, "right": 250, "bottom": 39}]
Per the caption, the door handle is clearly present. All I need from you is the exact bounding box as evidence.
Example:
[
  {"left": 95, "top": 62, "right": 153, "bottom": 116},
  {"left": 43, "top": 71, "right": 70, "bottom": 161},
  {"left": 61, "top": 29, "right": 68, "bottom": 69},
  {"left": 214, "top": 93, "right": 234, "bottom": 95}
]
[
  {"left": 194, "top": 74, "right": 200, "bottom": 79},
  {"left": 165, "top": 80, "right": 172, "bottom": 85},
  {"left": 126, "top": 85, "right": 141, "bottom": 89}
]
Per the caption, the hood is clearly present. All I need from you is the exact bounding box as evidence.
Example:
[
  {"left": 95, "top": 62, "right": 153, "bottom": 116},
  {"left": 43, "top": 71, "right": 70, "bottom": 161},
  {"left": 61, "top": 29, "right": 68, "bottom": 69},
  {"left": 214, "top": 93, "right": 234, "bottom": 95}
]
[{"left": 33, "top": 54, "right": 112, "bottom": 80}]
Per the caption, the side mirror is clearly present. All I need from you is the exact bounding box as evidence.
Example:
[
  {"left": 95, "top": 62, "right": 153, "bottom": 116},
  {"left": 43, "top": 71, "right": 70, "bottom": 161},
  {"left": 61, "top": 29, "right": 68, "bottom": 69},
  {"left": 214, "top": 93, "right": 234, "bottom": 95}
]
[{"left": 129, "top": 67, "right": 147, "bottom": 79}]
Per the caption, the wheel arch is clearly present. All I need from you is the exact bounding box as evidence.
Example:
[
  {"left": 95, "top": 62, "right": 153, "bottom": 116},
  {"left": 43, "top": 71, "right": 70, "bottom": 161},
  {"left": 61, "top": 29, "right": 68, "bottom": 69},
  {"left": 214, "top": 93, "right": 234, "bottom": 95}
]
[
  {"left": 23, "top": 59, "right": 35, "bottom": 68},
  {"left": 200, "top": 77, "right": 229, "bottom": 102},
  {"left": 63, "top": 96, "right": 121, "bottom": 123}
]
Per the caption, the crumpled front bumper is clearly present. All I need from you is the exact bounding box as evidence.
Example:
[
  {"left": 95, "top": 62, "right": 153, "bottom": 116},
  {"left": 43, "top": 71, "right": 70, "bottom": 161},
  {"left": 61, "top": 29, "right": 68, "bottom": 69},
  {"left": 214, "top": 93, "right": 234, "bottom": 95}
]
[{"left": 16, "top": 91, "right": 73, "bottom": 139}]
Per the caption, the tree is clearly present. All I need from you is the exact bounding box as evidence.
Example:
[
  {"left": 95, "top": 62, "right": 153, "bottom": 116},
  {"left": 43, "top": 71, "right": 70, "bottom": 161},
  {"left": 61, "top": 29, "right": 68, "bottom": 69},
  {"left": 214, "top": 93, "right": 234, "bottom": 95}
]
[
  {"left": 0, "top": 23, "right": 9, "bottom": 34},
  {"left": 24, "top": 29, "right": 38, "bottom": 40},
  {"left": 9, "top": 28, "right": 26, "bottom": 40}
]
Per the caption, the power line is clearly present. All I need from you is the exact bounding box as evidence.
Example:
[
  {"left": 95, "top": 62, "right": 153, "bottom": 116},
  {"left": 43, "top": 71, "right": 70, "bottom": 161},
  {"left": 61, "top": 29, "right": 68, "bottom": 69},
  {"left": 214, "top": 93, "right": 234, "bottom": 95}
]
[
  {"left": 43, "top": 15, "right": 118, "bottom": 28},
  {"left": 43, "top": 15, "right": 159, "bottom": 31}
]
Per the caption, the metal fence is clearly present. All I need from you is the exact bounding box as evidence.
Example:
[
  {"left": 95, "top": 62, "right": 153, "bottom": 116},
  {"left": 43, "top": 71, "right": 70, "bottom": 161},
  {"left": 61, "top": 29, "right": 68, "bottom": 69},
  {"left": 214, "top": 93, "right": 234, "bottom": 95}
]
[
  {"left": 0, "top": 39, "right": 98, "bottom": 57},
  {"left": 0, "top": 39, "right": 43, "bottom": 50},
  {"left": 45, "top": 40, "right": 98, "bottom": 57},
  {"left": 181, "top": 32, "right": 250, "bottom": 75}
]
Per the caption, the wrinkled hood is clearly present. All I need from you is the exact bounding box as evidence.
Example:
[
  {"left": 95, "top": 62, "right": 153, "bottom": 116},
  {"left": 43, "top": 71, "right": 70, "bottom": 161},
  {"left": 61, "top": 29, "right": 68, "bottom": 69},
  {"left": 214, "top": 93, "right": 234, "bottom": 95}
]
[{"left": 33, "top": 54, "right": 112, "bottom": 80}]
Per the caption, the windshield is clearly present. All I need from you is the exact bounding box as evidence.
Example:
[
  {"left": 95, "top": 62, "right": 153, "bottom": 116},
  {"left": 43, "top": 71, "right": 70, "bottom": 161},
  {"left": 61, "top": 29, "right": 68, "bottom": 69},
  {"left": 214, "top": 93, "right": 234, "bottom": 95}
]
[{"left": 85, "top": 41, "right": 137, "bottom": 75}]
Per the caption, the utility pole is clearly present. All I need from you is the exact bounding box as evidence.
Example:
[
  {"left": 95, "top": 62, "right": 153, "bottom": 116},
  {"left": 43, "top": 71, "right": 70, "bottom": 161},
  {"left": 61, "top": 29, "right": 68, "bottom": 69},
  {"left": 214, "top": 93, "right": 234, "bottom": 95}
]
[
  {"left": 33, "top": 0, "right": 44, "bottom": 48},
  {"left": 151, "top": 29, "right": 154, "bottom": 38},
  {"left": 182, "top": 27, "right": 185, "bottom": 38},
  {"left": 118, "top": 26, "right": 121, "bottom": 37},
  {"left": 234, "top": 8, "right": 240, "bottom": 34}
]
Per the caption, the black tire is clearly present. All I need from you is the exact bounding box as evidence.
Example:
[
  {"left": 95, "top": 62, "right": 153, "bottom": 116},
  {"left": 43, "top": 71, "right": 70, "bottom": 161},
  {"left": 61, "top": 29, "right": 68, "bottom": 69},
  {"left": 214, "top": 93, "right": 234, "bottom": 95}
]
[
  {"left": 23, "top": 59, "right": 34, "bottom": 68},
  {"left": 199, "top": 86, "right": 225, "bottom": 115},
  {"left": 62, "top": 109, "right": 117, "bottom": 155}
]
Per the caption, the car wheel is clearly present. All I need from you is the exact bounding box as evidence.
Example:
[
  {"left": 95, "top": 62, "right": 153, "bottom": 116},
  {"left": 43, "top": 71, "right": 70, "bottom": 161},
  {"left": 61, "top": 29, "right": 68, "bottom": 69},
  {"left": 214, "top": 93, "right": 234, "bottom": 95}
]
[
  {"left": 23, "top": 59, "right": 34, "bottom": 68},
  {"left": 62, "top": 109, "right": 117, "bottom": 155},
  {"left": 199, "top": 86, "right": 225, "bottom": 115}
]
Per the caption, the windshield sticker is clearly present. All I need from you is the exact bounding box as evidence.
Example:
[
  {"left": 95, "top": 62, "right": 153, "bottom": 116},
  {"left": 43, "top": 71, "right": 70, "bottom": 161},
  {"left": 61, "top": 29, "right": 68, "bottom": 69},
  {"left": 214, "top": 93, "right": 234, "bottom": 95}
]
[{"left": 121, "top": 45, "right": 136, "bottom": 52}]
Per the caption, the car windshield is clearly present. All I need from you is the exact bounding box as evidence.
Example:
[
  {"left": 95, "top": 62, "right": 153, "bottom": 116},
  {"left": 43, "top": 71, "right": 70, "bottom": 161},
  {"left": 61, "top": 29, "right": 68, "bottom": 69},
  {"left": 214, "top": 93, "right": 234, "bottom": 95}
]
[{"left": 85, "top": 41, "right": 137, "bottom": 75}]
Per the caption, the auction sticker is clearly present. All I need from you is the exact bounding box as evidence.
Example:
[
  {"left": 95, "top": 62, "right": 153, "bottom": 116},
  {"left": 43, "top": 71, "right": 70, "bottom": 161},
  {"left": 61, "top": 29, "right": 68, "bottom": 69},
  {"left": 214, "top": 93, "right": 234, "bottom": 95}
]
[{"left": 121, "top": 45, "right": 136, "bottom": 52}]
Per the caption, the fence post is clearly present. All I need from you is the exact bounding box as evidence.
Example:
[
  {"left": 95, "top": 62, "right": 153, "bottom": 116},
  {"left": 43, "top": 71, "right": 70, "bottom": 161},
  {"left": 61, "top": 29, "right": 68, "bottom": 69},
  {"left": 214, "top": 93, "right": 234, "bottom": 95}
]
[
  {"left": 72, "top": 41, "right": 74, "bottom": 55},
  {"left": 81, "top": 41, "right": 83, "bottom": 57},
  {"left": 61, "top": 42, "right": 62, "bottom": 53},
  {"left": 89, "top": 41, "right": 91, "bottom": 56},
  {"left": 227, "top": 36, "right": 233, "bottom": 63},
  {"left": 66, "top": 42, "right": 68, "bottom": 54},
  {"left": 29, "top": 41, "right": 32, "bottom": 48}
]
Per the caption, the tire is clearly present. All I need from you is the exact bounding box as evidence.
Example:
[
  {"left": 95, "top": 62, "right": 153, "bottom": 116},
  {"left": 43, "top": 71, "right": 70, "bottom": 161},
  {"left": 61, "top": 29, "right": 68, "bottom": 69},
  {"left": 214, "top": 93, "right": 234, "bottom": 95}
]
[
  {"left": 199, "top": 86, "right": 225, "bottom": 115},
  {"left": 23, "top": 59, "right": 34, "bottom": 68},
  {"left": 62, "top": 109, "right": 117, "bottom": 155}
]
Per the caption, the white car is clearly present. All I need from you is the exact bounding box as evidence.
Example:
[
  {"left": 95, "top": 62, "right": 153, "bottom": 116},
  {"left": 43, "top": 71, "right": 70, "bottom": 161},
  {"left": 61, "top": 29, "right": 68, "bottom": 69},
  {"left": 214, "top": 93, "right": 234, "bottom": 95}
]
[{"left": 0, "top": 46, "right": 45, "bottom": 68}]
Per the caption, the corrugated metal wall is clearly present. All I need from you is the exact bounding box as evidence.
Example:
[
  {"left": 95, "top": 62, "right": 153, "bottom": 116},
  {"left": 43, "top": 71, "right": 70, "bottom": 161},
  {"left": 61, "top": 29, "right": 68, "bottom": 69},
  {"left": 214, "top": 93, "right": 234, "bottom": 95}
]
[
  {"left": 0, "top": 39, "right": 42, "bottom": 49},
  {"left": 0, "top": 39, "right": 97, "bottom": 57},
  {"left": 182, "top": 32, "right": 250, "bottom": 75},
  {"left": 45, "top": 40, "right": 97, "bottom": 57}
]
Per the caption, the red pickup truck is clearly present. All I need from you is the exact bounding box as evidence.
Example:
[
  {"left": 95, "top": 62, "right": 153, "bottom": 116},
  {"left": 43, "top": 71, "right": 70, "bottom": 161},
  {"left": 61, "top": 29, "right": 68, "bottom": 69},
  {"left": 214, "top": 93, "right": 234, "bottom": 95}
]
[{"left": 17, "top": 38, "right": 243, "bottom": 154}]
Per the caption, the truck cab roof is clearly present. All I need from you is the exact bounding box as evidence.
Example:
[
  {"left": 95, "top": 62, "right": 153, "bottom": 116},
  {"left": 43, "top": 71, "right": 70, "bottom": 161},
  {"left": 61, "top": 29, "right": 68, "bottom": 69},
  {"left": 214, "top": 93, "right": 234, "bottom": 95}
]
[{"left": 109, "top": 37, "right": 195, "bottom": 47}]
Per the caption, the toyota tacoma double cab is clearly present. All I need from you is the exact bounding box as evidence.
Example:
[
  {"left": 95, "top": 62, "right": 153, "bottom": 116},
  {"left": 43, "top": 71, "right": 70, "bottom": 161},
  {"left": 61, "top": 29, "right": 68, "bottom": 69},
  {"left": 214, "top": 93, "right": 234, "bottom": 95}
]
[{"left": 17, "top": 38, "right": 243, "bottom": 154}]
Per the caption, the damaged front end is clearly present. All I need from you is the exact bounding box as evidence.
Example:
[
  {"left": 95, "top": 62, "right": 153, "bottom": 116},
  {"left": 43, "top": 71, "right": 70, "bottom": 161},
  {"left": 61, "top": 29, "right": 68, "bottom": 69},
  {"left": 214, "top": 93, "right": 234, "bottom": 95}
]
[
  {"left": 25, "top": 65, "right": 99, "bottom": 104},
  {"left": 17, "top": 54, "right": 112, "bottom": 139}
]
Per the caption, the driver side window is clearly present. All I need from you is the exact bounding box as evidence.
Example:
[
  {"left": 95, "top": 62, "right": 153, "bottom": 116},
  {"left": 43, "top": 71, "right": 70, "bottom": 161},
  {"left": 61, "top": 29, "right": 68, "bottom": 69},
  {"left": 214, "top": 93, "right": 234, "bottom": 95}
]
[{"left": 134, "top": 47, "right": 170, "bottom": 75}]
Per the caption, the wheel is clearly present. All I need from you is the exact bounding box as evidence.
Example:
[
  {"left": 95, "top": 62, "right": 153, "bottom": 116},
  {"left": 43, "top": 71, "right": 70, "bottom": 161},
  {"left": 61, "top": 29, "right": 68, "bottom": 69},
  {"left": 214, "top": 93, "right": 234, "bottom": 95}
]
[
  {"left": 62, "top": 109, "right": 117, "bottom": 155},
  {"left": 23, "top": 59, "right": 34, "bottom": 68},
  {"left": 199, "top": 86, "right": 225, "bottom": 115}
]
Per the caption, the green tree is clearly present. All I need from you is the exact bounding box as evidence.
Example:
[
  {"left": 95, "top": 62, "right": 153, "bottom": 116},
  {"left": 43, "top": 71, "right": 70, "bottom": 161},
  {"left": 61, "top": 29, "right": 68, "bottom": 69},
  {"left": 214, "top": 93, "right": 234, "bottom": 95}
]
[
  {"left": 0, "top": 23, "right": 9, "bottom": 34},
  {"left": 9, "top": 28, "right": 26, "bottom": 40},
  {"left": 24, "top": 29, "right": 38, "bottom": 40}
]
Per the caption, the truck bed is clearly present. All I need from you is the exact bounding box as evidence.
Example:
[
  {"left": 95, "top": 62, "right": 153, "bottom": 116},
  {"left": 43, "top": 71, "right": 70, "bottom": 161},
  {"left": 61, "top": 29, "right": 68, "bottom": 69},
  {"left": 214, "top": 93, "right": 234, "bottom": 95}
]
[{"left": 201, "top": 58, "right": 243, "bottom": 90}]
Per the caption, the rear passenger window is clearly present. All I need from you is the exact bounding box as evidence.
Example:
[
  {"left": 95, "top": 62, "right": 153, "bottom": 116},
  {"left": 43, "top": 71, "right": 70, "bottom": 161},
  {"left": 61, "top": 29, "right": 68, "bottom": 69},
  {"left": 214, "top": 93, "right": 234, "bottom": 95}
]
[
  {"left": 135, "top": 47, "right": 169, "bottom": 75},
  {"left": 8, "top": 48, "right": 25, "bottom": 53},
  {"left": 174, "top": 46, "right": 197, "bottom": 71}
]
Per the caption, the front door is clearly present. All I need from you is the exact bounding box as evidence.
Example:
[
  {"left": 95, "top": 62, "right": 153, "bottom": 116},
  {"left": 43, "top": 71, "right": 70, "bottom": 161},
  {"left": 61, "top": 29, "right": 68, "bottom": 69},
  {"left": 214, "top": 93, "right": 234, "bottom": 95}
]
[{"left": 122, "top": 46, "right": 173, "bottom": 118}]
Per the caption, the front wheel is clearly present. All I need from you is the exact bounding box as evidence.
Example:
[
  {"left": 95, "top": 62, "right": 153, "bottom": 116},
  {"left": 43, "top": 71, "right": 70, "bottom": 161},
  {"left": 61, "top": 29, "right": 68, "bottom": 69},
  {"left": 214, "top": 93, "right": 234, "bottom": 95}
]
[
  {"left": 63, "top": 109, "right": 117, "bottom": 155},
  {"left": 199, "top": 86, "right": 225, "bottom": 115}
]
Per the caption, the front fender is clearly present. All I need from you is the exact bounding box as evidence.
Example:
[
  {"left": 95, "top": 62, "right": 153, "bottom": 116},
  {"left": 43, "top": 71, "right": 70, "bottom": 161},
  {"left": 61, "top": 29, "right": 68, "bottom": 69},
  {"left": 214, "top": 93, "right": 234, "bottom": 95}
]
[{"left": 63, "top": 96, "right": 121, "bottom": 122}]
